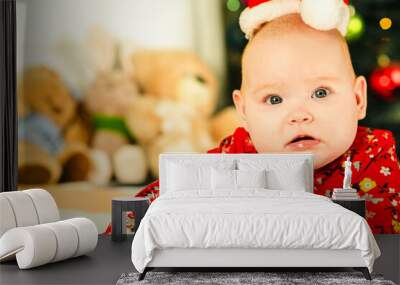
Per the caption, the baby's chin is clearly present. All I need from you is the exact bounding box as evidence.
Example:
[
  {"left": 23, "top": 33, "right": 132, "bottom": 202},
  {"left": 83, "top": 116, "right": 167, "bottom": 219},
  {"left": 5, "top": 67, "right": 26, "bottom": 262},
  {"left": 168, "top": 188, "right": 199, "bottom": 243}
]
[
  {"left": 292, "top": 149, "right": 342, "bottom": 170},
  {"left": 312, "top": 154, "right": 336, "bottom": 170}
]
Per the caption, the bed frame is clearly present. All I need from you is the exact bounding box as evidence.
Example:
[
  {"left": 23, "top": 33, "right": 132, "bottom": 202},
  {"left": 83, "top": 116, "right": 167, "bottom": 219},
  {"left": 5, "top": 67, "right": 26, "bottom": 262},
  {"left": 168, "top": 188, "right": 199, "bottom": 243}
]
[
  {"left": 140, "top": 248, "right": 371, "bottom": 280},
  {"left": 138, "top": 153, "right": 372, "bottom": 281}
]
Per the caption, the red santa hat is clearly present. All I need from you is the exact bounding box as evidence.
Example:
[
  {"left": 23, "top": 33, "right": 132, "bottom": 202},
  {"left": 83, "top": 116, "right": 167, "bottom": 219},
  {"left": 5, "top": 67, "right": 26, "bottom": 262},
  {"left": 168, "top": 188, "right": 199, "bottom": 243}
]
[{"left": 239, "top": 0, "right": 351, "bottom": 39}]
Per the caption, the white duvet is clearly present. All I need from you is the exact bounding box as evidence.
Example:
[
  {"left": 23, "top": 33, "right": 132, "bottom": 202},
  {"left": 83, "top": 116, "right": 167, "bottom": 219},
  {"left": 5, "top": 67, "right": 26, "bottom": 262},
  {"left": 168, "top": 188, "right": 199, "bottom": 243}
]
[{"left": 131, "top": 189, "right": 380, "bottom": 273}]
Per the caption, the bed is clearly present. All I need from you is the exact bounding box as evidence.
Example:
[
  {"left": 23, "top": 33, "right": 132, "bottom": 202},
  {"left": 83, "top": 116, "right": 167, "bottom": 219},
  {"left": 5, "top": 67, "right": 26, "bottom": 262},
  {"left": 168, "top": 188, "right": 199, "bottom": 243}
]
[{"left": 131, "top": 153, "right": 381, "bottom": 281}]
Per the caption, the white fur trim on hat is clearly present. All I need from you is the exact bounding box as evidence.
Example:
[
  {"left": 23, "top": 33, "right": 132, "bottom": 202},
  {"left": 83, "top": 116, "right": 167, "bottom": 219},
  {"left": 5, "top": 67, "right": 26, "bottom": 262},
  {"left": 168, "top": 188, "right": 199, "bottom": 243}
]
[
  {"left": 336, "top": 1, "right": 350, "bottom": 36},
  {"left": 300, "top": 0, "right": 350, "bottom": 35},
  {"left": 239, "top": 0, "right": 300, "bottom": 39},
  {"left": 239, "top": 0, "right": 350, "bottom": 40}
]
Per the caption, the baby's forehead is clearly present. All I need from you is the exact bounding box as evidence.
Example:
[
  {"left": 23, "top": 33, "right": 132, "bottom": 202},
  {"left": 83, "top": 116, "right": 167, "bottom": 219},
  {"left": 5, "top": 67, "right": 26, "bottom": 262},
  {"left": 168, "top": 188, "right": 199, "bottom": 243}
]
[
  {"left": 241, "top": 14, "right": 354, "bottom": 88},
  {"left": 243, "top": 14, "right": 347, "bottom": 58}
]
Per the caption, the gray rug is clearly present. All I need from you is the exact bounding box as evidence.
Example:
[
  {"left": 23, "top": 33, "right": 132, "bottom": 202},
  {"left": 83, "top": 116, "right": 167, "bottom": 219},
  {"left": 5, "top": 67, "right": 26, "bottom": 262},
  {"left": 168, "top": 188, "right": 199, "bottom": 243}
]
[{"left": 116, "top": 271, "right": 396, "bottom": 285}]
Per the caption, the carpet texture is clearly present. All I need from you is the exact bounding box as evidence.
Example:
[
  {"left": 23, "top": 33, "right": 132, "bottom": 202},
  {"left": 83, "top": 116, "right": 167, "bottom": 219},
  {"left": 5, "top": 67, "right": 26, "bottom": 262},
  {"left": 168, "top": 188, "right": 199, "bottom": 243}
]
[{"left": 116, "top": 271, "right": 396, "bottom": 285}]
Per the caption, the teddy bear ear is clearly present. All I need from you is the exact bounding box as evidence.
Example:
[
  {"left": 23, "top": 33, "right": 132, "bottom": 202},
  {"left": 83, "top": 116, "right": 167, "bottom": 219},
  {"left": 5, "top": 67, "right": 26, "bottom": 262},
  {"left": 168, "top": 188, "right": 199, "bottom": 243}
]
[
  {"left": 85, "top": 27, "right": 117, "bottom": 73},
  {"left": 118, "top": 39, "right": 142, "bottom": 76},
  {"left": 299, "top": 0, "right": 350, "bottom": 36}
]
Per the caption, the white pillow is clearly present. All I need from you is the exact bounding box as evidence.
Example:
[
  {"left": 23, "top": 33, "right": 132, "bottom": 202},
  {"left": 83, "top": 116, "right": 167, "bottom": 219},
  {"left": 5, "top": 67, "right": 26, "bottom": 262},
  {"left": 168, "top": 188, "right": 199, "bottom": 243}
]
[
  {"left": 211, "top": 168, "right": 268, "bottom": 190},
  {"left": 211, "top": 168, "right": 236, "bottom": 190},
  {"left": 236, "top": 169, "right": 268, "bottom": 189},
  {"left": 266, "top": 167, "right": 307, "bottom": 191},
  {"left": 166, "top": 158, "right": 236, "bottom": 171},
  {"left": 166, "top": 159, "right": 236, "bottom": 192},
  {"left": 167, "top": 162, "right": 211, "bottom": 191},
  {"left": 238, "top": 159, "right": 308, "bottom": 191}
]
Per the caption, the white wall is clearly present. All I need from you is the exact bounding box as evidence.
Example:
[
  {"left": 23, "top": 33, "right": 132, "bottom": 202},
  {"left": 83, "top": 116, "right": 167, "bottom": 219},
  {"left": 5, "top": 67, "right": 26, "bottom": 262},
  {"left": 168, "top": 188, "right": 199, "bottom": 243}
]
[
  {"left": 17, "top": 0, "right": 226, "bottom": 96},
  {"left": 21, "top": 0, "right": 196, "bottom": 53}
]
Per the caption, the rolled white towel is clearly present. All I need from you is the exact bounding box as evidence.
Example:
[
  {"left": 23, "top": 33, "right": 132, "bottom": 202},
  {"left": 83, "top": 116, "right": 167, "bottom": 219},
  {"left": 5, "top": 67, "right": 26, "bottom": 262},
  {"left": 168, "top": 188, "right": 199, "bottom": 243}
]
[
  {"left": 24, "top": 189, "right": 60, "bottom": 224},
  {"left": 0, "top": 196, "right": 17, "bottom": 237},
  {"left": 42, "top": 221, "right": 79, "bottom": 263}
]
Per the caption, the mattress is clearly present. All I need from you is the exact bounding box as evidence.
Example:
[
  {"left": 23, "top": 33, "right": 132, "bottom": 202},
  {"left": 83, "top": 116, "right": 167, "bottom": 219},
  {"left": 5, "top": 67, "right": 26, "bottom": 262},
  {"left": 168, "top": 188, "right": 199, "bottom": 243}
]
[{"left": 131, "top": 189, "right": 381, "bottom": 273}]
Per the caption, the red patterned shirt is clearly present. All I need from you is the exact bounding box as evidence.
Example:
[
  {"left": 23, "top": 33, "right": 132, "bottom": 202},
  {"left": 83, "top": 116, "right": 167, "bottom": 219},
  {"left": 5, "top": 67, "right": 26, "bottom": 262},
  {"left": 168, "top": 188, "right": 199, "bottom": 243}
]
[{"left": 105, "top": 125, "right": 400, "bottom": 234}]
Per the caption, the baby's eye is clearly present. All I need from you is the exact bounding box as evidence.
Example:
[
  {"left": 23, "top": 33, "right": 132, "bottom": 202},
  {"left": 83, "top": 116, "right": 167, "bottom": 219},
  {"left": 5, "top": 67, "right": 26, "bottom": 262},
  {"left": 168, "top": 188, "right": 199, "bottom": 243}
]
[
  {"left": 312, "top": 87, "right": 330, "bottom": 99},
  {"left": 265, "top": 95, "right": 283, "bottom": 105}
]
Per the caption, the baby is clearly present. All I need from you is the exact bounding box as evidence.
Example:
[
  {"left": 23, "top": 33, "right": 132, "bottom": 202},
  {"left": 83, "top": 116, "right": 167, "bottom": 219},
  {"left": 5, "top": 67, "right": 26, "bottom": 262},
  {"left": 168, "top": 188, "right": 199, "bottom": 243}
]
[{"left": 106, "top": 3, "right": 400, "bottom": 235}]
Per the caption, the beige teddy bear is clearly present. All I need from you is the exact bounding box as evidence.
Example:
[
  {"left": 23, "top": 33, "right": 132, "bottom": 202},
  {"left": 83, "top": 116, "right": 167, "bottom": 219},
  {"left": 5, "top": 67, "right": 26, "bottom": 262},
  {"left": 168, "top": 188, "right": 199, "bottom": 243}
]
[
  {"left": 21, "top": 66, "right": 77, "bottom": 128},
  {"left": 132, "top": 50, "right": 218, "bottom": 117},
  {"left": 124, "top": 50, "right": 219, "bottom": 177}
]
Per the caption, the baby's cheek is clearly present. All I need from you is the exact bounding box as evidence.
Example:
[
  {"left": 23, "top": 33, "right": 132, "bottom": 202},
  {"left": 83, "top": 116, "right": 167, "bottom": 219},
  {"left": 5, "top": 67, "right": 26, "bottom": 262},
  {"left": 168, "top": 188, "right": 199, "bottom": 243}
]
[
  {"left": 247, "top": 105, "right": 290, "bottom": 149},
  {"left": 317, "top": 118, "right": 358, "bottom": 168},
  {"left": 334, "top": 121, "right": 358, "bottom": 152},
  {"left": 317, "top": 99, "right": 358, "bottom": 137},
  {"left": 324, "top": 106, "right": 358, "bottom": 140},
  {"left": 246, "top": 117, "right": 281, "bottom": 152}
]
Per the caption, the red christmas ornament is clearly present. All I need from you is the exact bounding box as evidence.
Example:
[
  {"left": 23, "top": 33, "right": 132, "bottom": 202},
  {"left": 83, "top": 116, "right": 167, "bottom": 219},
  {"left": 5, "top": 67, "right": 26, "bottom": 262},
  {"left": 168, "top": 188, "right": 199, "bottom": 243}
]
[{"left": 370, "top": 64, "right": 400, "bottom": 101}]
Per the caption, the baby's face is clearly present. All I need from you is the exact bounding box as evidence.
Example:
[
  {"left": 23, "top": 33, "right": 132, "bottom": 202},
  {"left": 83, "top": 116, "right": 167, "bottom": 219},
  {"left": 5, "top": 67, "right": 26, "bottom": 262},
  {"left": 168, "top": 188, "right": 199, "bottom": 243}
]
[{"left": 233, "top": 15, "right": 367, "bottom": 169}]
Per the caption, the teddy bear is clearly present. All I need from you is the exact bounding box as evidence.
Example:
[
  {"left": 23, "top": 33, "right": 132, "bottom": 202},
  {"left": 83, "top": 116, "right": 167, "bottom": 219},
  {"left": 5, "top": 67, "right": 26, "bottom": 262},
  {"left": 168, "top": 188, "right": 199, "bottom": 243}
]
[
  {"left": 132, "top": 50, "right": 218, "bottom": 117},
  {"left": 18, "top": 66, "right": 93, "bottom": 185},
  {"left": 80, "top": 27, "right": 150, "bottom": 185},
  {"left": 21, "top": 66, "right": 77, "bottom": 128},
  {"left": 123, "top": 50, "right": 219, "bottom": 177}
]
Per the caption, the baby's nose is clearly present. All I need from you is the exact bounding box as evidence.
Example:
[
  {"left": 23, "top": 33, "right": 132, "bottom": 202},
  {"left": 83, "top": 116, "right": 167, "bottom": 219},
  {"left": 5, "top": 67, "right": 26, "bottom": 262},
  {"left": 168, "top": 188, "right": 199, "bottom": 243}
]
[{"left": 288, "top": 112, "right": 313, "bottom": 125}]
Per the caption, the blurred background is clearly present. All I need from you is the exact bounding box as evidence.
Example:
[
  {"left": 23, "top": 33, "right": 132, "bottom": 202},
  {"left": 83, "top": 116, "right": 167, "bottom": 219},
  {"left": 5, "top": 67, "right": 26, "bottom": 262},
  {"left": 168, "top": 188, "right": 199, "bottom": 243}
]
[{"left": 15, "top": 0, "right": 400, "bottom": 231}]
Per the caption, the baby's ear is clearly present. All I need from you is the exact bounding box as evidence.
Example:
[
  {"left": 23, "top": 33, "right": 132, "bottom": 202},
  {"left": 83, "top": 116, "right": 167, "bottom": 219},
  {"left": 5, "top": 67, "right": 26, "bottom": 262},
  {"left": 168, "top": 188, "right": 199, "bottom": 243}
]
[
  {"left": 232, "top": 89, "right": 248, "bottom": 130},
  {"left": 353, "top": 75, "right": 367, "bottom": 120}
]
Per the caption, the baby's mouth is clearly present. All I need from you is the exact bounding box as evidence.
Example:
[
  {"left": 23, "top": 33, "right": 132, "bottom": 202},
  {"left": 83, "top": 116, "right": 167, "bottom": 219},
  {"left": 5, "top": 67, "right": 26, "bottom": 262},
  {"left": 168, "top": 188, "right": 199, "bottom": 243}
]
[{"left": 285, "top": 134, "right": 320, "bottom": 150}]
